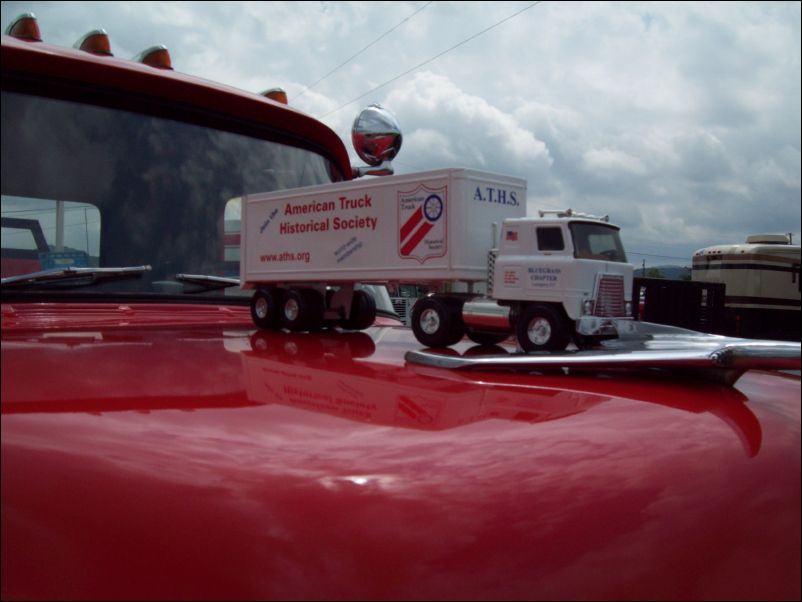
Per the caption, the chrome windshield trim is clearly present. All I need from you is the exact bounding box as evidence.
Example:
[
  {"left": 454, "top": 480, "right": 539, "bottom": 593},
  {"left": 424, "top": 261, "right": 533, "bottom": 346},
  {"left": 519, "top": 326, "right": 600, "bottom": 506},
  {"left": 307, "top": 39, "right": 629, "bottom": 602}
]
[{"left": 174, "top": 274, "right": 240, "bottom": 286}]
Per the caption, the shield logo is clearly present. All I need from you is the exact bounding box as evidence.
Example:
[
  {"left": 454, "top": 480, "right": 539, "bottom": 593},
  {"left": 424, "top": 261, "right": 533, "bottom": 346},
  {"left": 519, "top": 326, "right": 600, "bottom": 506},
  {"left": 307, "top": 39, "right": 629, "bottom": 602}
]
[{"left": 397, "top": 184, "right": 447, "bottom": 263}]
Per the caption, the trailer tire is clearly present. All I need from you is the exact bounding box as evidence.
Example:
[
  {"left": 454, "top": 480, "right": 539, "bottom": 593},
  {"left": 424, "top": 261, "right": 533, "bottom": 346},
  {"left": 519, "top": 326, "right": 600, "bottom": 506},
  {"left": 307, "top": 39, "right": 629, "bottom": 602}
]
[
  {"left": 411, "top": 296, "right": 465, "bottom": 348},
  {"left": 281, "top": 288, "right": 324, "bottom": 332},
  {"left": 251, "top": 288, "right": 282, "bottom": 330},
  {"left": 342, "top": 289, "right": 377, "bottom": 330},
  {"left": 515, "top": 303, "right": 571, "bottom": 352}
]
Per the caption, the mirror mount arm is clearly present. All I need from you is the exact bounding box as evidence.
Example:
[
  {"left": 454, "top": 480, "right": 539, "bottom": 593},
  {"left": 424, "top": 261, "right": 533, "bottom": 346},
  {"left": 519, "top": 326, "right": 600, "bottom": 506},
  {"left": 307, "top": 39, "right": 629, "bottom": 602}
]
[{"left": 352, "top": 160, "right": 395, "bottom": 178}]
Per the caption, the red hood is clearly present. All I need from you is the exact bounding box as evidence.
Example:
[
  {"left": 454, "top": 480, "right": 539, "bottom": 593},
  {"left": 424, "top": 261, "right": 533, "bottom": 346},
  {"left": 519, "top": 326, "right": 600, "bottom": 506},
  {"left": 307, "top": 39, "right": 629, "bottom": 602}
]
[{"left": 2, "top": 303, "right": 800, "bottom": 600}]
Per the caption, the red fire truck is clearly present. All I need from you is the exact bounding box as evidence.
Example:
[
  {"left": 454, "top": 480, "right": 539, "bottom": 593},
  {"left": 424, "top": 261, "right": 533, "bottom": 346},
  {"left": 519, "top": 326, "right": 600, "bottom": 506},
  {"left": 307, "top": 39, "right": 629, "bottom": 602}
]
[{"left": 2, "top": 13, "right": 800, "bottom": 601}]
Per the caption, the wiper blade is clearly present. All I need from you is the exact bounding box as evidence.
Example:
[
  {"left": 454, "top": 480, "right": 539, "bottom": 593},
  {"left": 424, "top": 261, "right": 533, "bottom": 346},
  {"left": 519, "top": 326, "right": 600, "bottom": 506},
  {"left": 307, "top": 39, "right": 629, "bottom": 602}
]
[
  {"left": 1, "top": 265, "right": 152, "bottom": 289},
  {"left": 174, "top": 273, "right": 240, "bottom": 293}
]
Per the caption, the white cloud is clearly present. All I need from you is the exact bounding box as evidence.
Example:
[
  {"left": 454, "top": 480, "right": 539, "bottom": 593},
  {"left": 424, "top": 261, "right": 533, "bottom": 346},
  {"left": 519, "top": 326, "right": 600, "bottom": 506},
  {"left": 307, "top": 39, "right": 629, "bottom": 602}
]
[
  {"left": 384, "top": 71, "right": 552, "bottom": 174},
  {"left": 403, "top": 128, "right": 458, "bottom": 165},
  {"left": 582, "top": 148, "right": 647, "bottom": 176}
]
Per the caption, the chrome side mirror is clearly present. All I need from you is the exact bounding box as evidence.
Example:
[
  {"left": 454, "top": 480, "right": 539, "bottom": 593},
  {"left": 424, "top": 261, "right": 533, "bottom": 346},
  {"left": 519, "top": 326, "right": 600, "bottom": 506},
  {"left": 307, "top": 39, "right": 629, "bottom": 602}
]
[{"left": 351, "top": 104, "right": 402, "bottom": 177}]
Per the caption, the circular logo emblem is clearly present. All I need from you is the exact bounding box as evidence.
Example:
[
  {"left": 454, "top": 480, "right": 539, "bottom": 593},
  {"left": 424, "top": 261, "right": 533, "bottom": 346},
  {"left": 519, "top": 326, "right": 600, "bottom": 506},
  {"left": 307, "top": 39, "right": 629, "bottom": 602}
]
[{"left": 424, "top": 194, "right": 443, "bottom": 222}]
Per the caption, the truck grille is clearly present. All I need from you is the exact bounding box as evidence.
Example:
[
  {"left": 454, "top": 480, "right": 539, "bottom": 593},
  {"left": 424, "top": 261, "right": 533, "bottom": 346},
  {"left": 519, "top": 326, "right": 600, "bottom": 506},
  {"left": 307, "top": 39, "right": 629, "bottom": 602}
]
[{"left": 594, "top": 275, "right": 626, "bottom": 317}]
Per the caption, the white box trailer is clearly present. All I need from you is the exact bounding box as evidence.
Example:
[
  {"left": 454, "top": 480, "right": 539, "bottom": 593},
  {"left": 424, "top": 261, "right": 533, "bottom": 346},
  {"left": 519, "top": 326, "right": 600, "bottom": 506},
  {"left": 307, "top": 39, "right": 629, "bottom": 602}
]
[{"left": 241, "top": 168, "right": 526, "bottom": 285}]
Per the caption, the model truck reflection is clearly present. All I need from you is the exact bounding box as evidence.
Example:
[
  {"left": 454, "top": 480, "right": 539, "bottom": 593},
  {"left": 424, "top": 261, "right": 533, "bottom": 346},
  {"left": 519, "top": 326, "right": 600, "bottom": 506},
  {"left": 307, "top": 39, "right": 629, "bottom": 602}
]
[
  {"left": 244, "top": 331, "right": 597, "bottom": 430},
  {"left": 1, "top": 327, "right": 762, "bottom": 457},
  {"left": 241, "top": 330, "right": 761, "bottom": 456}
]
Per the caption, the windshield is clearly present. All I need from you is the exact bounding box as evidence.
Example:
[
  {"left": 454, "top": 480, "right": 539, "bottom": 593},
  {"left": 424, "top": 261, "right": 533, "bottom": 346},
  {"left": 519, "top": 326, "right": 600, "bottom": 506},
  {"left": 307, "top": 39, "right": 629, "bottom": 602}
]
[
  {"left": 1, "top": 90, "right": 337, "bottom": 298},
  {"left": 569, "top": 222, "right": 628, "bottom": 263}
]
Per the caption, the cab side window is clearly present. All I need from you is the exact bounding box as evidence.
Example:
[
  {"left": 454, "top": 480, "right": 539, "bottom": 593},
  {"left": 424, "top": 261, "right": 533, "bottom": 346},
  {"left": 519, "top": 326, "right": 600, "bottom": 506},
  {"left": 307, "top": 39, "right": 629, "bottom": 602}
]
[{"left": 536, "top": 227, "right": 564, "bottom": 251}]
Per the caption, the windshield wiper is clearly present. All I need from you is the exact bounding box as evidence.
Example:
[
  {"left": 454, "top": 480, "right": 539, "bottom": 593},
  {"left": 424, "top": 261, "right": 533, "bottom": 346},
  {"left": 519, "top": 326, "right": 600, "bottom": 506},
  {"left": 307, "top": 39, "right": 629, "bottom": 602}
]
[
  {"left": 1, "top": 265, "right": 152, "bottom": 289},
  {"left": 174, "top": 273, "right": 240, "bottom": 293}
]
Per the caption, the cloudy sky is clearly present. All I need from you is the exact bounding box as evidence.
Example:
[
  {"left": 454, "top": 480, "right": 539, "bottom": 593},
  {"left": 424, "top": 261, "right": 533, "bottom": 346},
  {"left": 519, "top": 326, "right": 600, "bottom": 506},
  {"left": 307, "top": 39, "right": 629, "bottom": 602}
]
[{"left": 3, "top": 1, "right": 800, "bottom": 266}]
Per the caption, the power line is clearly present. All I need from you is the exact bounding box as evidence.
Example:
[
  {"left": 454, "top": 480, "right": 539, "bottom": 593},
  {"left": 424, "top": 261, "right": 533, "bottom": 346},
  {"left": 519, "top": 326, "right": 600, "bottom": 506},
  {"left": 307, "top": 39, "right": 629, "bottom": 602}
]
[
  {"left": 2, "top": 206, "right": 96, "bottom": 215},
  {"left": 292, "top": 1, "right": 434, "bottom": 102},
  {"left": 319, "top": 1, "right": 543, "bottom": 119},
  {"left": 628, "top": 251, "right": 692, "bottom": 262}
]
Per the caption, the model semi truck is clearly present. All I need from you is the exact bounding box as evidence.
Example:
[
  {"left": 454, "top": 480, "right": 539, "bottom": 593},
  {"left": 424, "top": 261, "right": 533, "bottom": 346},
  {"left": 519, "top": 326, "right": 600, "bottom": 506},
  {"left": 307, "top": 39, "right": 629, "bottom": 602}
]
[{"left": 241, "top": 168, "right": 634, "bottom": 351}]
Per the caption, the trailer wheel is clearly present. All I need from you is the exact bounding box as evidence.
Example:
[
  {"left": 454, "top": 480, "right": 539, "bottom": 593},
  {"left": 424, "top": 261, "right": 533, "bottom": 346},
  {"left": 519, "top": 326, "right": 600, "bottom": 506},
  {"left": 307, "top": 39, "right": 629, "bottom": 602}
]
[
  {"left": 251, "top": 288, "right": 282, "bottom": 330},
  {"left": 411, "top": 296, "right": 465, "bottom": 348},
  {"left": 342, "top": 289, "right": 377, "bottom": 330},
  {"left": 281, "top": 288, "right": 324, "bottom": 332},
  {"left": 515, "top": 303, "right": 570, "bottom": 352}
]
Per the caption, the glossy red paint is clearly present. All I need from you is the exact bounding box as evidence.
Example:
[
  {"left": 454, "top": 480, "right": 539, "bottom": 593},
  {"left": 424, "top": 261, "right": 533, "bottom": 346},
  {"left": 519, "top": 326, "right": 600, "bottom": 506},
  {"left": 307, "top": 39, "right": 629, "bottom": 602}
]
[{"left": 2, "top": 303, "right": 800, "bottom": 600}]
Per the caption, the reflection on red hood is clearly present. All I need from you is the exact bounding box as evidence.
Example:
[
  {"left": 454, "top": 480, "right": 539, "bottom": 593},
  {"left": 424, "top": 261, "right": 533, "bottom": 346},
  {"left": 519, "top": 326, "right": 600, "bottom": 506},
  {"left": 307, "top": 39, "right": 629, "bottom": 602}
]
[{"left": 2, "top": 303, "right": 800, "bottom": 600}]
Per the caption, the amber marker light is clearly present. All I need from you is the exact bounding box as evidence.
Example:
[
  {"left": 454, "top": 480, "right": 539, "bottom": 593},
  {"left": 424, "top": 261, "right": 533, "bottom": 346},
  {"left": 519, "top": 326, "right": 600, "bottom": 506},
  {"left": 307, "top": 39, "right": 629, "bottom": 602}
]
[
  {"left": 74, "top": 29, "right": 113, "bottom": 56},
  {"left": 135, "top": 45, "right": 173, "bottom": 69},
  {"left": 261, "top": 88, "right": 288, "bottom": 104},
  {"left": 5, "top": 12, "right": 42, "bottom": 41}
]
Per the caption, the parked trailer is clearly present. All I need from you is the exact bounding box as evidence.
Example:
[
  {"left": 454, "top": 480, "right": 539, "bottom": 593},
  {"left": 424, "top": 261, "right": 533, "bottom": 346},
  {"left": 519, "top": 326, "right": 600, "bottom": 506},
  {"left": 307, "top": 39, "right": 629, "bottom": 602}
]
[
  {"left": 692, "top": 234, "right": 801, "bottom": 340},
  {"left": 241, "top": 169, "right": 634, "bottom": 351}
]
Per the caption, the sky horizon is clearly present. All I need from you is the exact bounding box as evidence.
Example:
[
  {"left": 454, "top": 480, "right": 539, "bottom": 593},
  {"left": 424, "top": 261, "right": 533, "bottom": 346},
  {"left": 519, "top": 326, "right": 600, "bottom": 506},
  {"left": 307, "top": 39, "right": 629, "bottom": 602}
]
[{"left": 3, "top": 1, "right": 800, "bottom": 266}]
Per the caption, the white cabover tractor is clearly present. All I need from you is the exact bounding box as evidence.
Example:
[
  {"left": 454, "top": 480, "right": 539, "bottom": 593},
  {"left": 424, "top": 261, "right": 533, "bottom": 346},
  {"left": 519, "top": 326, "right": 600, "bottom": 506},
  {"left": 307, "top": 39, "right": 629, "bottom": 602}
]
[{"left": 478, "top": 208, "right": 635, "bottom": 350}]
